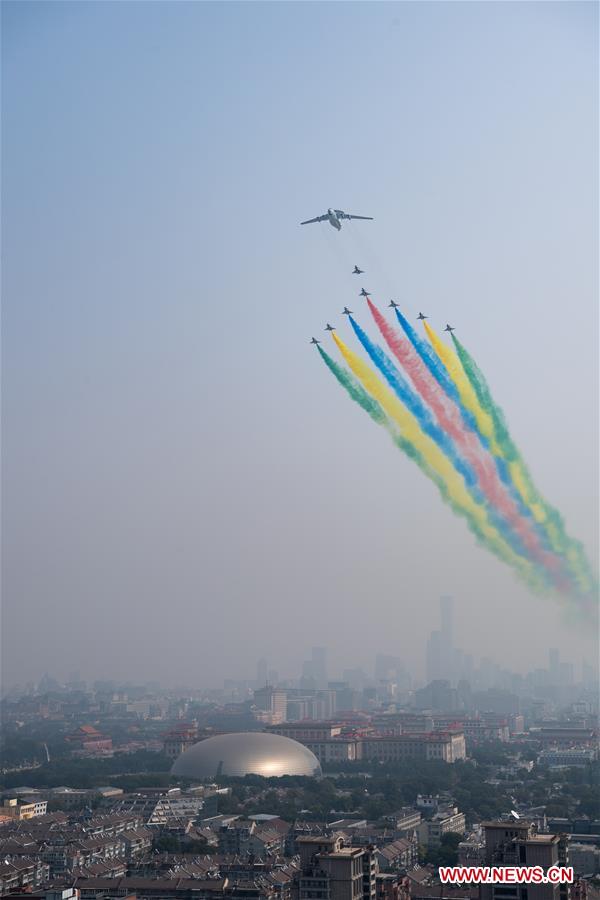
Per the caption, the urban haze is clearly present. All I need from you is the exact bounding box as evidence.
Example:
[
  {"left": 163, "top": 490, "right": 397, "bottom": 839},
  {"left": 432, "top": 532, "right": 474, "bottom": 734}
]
[
  {"left": 0, "top": 7, "right": 599, "bottom": 900},
  {"left": 2, "top": 3, "right": 598, "bottom": 687}
]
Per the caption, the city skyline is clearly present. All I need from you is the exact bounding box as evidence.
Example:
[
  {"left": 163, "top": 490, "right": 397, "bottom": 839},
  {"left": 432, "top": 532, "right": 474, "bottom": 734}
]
[{"left": 4, "top": 623, "right": 597, "bottom": 697}]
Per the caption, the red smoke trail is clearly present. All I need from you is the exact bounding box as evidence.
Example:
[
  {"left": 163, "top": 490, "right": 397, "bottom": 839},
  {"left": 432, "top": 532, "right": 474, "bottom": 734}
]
[{"left": 367, "top": 300, "right": 569, "bottom": 590}]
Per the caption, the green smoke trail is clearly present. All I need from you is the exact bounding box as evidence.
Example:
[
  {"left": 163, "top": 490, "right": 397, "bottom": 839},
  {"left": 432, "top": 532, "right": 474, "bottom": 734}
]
[
  {"left": 450, "top": 333, "right": 598, "bottom": 599},
  {"left": 316, "top": 345, "right": 548, "bottom": 593},
  {"left": 318, "top": 344, "right": 387, "bottom": 426}
]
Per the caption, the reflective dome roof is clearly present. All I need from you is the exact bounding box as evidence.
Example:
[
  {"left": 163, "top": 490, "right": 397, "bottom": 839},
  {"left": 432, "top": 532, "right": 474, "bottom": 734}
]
[{"left": 171, "top": 731, "right": 322, "bottom": 778}]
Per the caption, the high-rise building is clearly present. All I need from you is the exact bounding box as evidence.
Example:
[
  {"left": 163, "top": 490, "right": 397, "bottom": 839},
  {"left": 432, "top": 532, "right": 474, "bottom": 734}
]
[
  {"left": 426, "top": 630, "right": 442, "bottom": 683},
  {"left": 414, "top": 679, "right": 458, "bottom": 712},
  {"left": 440, "top": 595, "right": 454, "bottom": 646},
  {"left": 253, "top": 686, "right": 287, "bottom": 723},
  {"left": 375, "top": 654, "right": 403, "bottom": 682},
  {"left": 480, "top": 820, "right": 569, "bottom": 900},
  {"left": 311, "top": 647, "right": 328, "bottom": 688},
  {"left": 256, "top": 658, "right": 268, "bottom": 688},
  {"left": 582, "top": 660, "right": 599, "bottom": 689},
  {"left": 296, "top": 836, "right": 366, "bottom": 900},
  {"left": 343, "top": 668, "right": 367, "bottom": 691},
  {"left": 426, "top": 596, "right": 457, "bottom": 684},
  {"left": 300, "top": 647, "right": 328, "bottom": 689},
  {"left": 558, "top": 662, "right": 574, "bottom": 687},
  {"left": 549, "top": 648, "right": 560, "bottom": 683}
]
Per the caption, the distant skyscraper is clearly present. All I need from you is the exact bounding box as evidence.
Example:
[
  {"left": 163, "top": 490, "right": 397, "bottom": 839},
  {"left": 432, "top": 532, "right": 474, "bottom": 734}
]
[
  {"left": 256, "top": 658, "right": 268, "bottom": 688},
  {"left": 426, "top": 630, "right": 442, "bottom": 683},
  {"left": 300, "top": 664, "right": 317, "bottom": 692},
  {"left": 463, "top": 654, "right": 474, "bottom": 681},
  {"left": 558, "top": 661, "right": 573, "bottom": 686},
  {"left": 426, "top": 596, "right": 456, "bottom": 684},
  {"left": 549, "top": 647, "right": 560, "bottom": 683},
  {"left": 300, "top": 647, "right": 328, "bottom": 690},
  {"left": 375, "top": 653, "right": 403, "bottom": 682},
  {"left": 310, "top": 647, "right": 327, "bottom": 688},
  {"left": 440, "top": 595, "right": 454, "bottom": 647},
  {"left": 253, "top": 685, "right": 287, "bottom": 722},
  {"left": 582, "top": 659, "right": 599, "bottom": 689},
  {"left": 342, "top": 668, "right": 367, "bottom": 691}
]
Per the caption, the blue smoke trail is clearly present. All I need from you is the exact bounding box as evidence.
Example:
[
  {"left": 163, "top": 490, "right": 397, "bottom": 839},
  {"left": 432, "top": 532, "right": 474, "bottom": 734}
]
[{"left": 394, "top": 309, "right": 460, "bottom": 401}]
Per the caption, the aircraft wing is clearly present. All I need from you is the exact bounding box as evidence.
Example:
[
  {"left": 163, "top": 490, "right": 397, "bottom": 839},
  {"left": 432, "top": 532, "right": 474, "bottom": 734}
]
[
  {"left": 300, "top": 215, "right": 328, "bottom": 225},
  {"left": 344, "top": 214, "right": 374, "bottom": 221}
]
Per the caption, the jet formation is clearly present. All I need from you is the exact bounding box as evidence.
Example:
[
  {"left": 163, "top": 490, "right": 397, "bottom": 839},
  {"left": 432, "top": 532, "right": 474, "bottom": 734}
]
[
  {"left": 310, "top": 312, "right": 456, "bottom": 344},
  {"left": 313, "top": 311, "right": 456, "bottom": 344},
  {"left": 302, "top": 209, "right": 456, "bottom": 343}
]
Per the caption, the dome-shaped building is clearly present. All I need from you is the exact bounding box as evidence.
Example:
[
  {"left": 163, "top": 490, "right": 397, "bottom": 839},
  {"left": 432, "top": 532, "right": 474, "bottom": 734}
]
[{"left": 170, "top": 731, "right": 322, "bottom": 778}]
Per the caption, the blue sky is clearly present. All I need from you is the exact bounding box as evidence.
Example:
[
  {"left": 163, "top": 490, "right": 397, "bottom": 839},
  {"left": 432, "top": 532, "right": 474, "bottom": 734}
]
[{"left": 2, "top": 1, "right": 597, "bottom": 685}]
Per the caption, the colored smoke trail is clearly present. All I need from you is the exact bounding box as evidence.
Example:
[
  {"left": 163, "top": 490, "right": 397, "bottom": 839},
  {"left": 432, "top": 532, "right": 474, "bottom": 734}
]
[
  {"left": 348, "top": 316, "right": 479, "bottom": 492},
  {"left": 348, "top": 315, "right": 568, "bottom": 583},
  {"left": 422, "top": 319, "right": 558, "bottom": 534},
  {"left": 423, "top": 319, "right": 588, "bottom": 590},
  {"left": 366, "top": 302, "right": 568, "bottom": 586},
  {"left": 394, "top": 308, "right": 514, "bottom": 474},
  {"left": 393, "top": 308, "right": 463, "bottom": 407},
  {"left": 316, "top": 344, "right": 547, "bottom": 585},
  {"left": 423, "top": 321, "right": 500, "bottom": 454},
  {"left": 317, "top": 344, "right": 387, "bottom": 427},
  {"left": 329, "top": 331, "right": 548, "bottom": 592},
  {"left": 395, "top": 306, "right": 518, "bottom": 493},
  {"left": 371, "top": 302, "right": 483, "bottom": 453},
  {"left": 450, "top": 332, "right": 598, "bottom": 598}
]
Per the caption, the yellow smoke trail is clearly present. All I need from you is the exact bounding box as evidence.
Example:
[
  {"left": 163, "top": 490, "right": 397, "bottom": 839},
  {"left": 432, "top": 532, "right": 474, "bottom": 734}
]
[
  {"left": 423, "top": 321, "right": 549, "bottom": 526},
  {"left": 331, "top": 332, "right": 544, "bottom": 589}
]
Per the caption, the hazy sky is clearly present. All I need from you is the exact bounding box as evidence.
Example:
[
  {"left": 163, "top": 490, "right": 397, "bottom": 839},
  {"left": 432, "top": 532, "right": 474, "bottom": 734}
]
[{"left": 2, "top": 1, "right": 598, "bottom": 688}]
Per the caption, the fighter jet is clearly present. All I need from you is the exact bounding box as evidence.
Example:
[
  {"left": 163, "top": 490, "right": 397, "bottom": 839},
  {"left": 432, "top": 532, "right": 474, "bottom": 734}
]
[
  {"left": 352, "top": 266, "right": 364, "bottom": 275},
  {"left": 310, "top": 337, "right": 321, "bottom": 345},
  {"left": 417, "top": 312, "right": 428, "bottom": 320},
  {"left": 388, "top": 300, "right": 399, "bottom": 308},
  {"left": 359, "top": 288, "right": 371, "bottom": 298},
  {"left": 444, "top": 324, "right": 455, "bottom": 332},
  {"left": 342, "top": 307, "right": 353, "bottom": 316},
  {"left": 325, "top": 323, "right": 336, "bottom": 331},
  {"left": 300, "top": 209, "right": 374, "bottom": 231}
]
